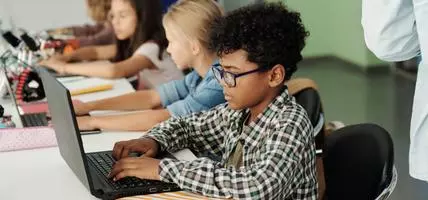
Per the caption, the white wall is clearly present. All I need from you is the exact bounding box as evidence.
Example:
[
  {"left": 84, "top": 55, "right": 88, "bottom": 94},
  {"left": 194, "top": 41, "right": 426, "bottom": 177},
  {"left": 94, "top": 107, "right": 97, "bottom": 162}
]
[
  {"left": 0, "top": 0, "right": 263, "bottom": 31},
  {"left": 0, "top": 0, "right": 91, "bottom": 32}
]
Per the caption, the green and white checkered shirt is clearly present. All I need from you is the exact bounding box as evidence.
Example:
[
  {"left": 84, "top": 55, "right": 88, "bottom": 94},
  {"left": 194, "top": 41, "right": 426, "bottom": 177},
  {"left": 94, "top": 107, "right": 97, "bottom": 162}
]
[{"left": 146, "top": 88, "right": 317, "bottom": 199}]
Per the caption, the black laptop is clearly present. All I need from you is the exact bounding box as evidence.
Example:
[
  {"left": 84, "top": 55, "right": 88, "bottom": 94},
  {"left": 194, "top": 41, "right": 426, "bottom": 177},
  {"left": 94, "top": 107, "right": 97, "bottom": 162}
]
[{"left": 38, "top": 68, "right": 180, "bottom": 200}]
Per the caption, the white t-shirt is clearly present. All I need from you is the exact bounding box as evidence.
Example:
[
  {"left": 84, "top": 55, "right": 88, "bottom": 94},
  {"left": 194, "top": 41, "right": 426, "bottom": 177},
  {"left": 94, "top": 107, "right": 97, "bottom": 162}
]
[{"left": 134, "top": 42, "right": 183, "bottom": 89}]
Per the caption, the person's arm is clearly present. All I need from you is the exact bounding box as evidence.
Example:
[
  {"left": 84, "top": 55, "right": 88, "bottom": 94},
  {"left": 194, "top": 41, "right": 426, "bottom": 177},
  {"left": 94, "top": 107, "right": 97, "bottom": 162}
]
[
  {"left": 80, "top": 89, "right": 162, "bottom": 113},
  {"left": 150, "top": 116, "right": 315, "bottom": 199},
  {"left": 42, "top": 42, "right": 158, "bottom": 79},
  {"left": 108, "top": 105, "right": 228, "bottom": 181},
  {"left": 146, "top": 104, "right": 227, "bottom": 155},
  {"left": 41, "top": 53, "right": 154, "bottom": 79},
  {"left": 74, "top": 74, "right": 189, "bottom": 116},
  {"left": 59, "top": 54, "right": 155, "bottom": 79},
  {"left": 161, "top": 76, "right": 225, "bottom": 117},
  {"left": 362, "top": 0, "right": 419, "bottom": 62},
  {"left": 78, "top": 109, "right": 171, "bottom": 131},
  {"left": 78, "top": 74, "right": 226, "bottom": 131},
  {"left": 52, "top": 44, "right": 116, "bottom": 63},
  {"left": 76, "top": 74, "right": 194, "bottom": 131}
]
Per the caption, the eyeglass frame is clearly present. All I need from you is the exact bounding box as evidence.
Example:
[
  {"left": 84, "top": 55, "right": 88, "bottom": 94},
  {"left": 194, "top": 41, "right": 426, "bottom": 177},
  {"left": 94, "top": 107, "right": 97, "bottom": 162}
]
[{"left": 212, "top": 63, "right": 269, "bottom": 87}]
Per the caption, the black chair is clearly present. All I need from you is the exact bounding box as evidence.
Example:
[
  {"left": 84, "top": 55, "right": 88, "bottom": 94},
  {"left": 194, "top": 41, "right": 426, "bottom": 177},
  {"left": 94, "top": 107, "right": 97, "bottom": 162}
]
[
  {"left": 293, "top": 88, "right": 325, "bottom": 152},
  {"left": 324, "top": 123, "right": 397, "bottom": 200}
]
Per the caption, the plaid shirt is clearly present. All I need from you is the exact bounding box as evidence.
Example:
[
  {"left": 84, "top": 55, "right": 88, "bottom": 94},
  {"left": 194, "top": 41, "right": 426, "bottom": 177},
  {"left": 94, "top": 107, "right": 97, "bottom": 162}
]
[{"left": 146, "top": 88, "right": 318, "bottom": 199}]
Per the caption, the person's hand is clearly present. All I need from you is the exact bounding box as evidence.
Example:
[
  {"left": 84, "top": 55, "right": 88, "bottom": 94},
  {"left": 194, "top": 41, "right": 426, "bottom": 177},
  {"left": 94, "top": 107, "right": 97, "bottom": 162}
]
[
  {"left": 51, "top": 53, "right": 72, "bottom": 63},
  {"left": 73, "top": 101, "right": 91, "bottom": 116},
  {"left": 39, "top": 57, "right": 67, "bottom": 74},
  {"left": 77, "top": 116, "right": 96, "bottom": 131},
  {"left": 112, "top": 138, "right": 160, "bottom": 160},
  {"left": 108, "top": 156, "right": 161, "bottom": 181},
  {"left": 47, "top": 28, "right": 73, "bottom": 36}
]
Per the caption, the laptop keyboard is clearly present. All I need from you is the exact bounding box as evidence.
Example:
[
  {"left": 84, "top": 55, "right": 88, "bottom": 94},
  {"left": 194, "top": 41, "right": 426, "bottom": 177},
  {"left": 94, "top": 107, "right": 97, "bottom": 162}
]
[
  {"left": 87, "top": 152, "right": 163, "bottom": 190},
  {"left": 21, "top": 113, "right": 48, "bottom": 127}
]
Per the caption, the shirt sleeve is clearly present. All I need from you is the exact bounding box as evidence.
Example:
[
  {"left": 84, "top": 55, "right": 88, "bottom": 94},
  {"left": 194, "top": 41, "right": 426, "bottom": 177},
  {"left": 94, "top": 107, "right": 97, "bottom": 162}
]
[
  {"left": 134, "top": 42, "right": 161, "bottom": 64},
  {"left": 165, "top": 76, "right": 225, "bottom": 117},
  {"left": 361, "top": 0, "right": 420, "bottom": 62},
  {"left": 155, "top": 73, "right": 195, "bottom": 108},
  {"left": 154, "top": 117, "right": 316, "bottom": 199},
  {"left": 145, "top": 104, "right": 228, "bottom": 157}
]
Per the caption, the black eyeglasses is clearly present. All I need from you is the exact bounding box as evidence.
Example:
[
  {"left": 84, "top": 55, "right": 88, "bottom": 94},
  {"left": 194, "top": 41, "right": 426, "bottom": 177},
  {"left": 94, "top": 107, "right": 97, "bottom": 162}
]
[{"left": 212, "top": 63, "right": 267, "bottom": 87}]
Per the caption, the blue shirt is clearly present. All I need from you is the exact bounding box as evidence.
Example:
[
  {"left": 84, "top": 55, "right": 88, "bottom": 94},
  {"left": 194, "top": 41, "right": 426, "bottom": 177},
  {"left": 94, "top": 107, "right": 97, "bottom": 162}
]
[{"left": 156, "top": 67, "right": 225, "bottom": 117}]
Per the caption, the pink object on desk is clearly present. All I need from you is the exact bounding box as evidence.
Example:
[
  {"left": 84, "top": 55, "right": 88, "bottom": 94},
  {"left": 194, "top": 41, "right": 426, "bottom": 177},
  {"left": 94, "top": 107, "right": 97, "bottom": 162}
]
[
  {"left": 0, "top": 127, "right": 57, "bottom": 152},
  {"left": 19, "top": 102, "right": 49, "bottom": 114},
  {"left": 19, "top": 99, "right": 83, "bottom": 114}
]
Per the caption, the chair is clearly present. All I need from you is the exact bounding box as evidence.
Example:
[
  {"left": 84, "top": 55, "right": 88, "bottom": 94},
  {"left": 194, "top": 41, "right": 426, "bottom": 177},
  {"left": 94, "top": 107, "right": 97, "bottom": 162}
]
[
  {"left": 293, "top": 88, "right": 326, "bottom": 199},
  {"left": 293, "top": 88, "right": 325, "bottom": 151},
  {"left": 323, "top": 123, "right": 397, "bottom": 200}
]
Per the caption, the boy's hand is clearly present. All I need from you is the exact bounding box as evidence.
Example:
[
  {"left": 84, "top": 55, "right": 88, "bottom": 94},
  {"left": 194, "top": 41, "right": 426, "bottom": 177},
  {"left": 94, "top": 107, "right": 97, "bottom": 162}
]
[
  {"left": 108, "top": 156, "right": 161, "bottom": 181},
  {"left": 112, "top": 138, "right": 159, "bottom": 160}
]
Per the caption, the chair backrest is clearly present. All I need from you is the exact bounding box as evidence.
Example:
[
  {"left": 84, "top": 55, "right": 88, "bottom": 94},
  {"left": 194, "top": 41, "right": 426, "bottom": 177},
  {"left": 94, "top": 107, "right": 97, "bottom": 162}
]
[
  {"left": 293, "top": 88, "right": 324, "bottom": 151},
  {"left": 324, "top": 123, "right": 394, "bottom": 200}
]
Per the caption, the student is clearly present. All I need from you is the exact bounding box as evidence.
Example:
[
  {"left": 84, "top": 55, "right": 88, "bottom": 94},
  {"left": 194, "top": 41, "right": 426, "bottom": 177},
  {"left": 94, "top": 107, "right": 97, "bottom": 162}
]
[
  {"left": 40, "top": 0, "right": 182, "bottom": 89},
  {"left": 47, "top": 0, "right": 115, "bottom": 47},
  {"left": 73, "top": 0, "right": 226, "bottom": 131},
  {"left": 108, "top": 2, "right": 317, "bottom": 199}
]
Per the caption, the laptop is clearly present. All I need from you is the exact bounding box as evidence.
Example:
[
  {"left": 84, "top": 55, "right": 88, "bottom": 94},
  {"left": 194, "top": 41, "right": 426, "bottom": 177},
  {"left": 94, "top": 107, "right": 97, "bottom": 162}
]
[
  {"left": 38, "top": 67, "right": 180, "bottom": 200},
  {"left": 0, "top": 67, "right": 48, "bottom": 127},
  {"left": 0, "top": 66, "right": 101, "bottom": 133}
]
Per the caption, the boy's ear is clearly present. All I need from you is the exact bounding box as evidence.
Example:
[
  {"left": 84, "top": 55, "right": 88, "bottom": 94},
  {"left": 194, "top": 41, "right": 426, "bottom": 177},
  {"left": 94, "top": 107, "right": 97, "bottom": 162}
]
[{"left": 268, "top": 64, "right": 286, "bottom": 87}]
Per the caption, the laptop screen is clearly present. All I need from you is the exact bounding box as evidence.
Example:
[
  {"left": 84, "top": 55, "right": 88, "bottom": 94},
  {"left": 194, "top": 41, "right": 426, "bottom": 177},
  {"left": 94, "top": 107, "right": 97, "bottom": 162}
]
[
  {"left": 37, "top": 67, "right": 94, "bottom": 191},
  {"left": 0, "top": 68, "right": 24, "bottom": 128},
  {"left": 0, "top": 51, "right": 26, "bottom": 109}
]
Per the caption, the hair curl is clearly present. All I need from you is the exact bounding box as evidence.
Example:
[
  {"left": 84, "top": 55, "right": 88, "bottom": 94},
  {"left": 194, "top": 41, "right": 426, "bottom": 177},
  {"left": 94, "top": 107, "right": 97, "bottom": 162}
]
[{"left": 209, "top": 2, "right": 309, "bottom": 80}]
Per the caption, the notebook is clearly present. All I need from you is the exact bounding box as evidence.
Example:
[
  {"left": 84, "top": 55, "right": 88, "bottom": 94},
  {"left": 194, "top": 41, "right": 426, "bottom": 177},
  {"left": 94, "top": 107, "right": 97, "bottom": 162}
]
[
  {"left": 60, "top": 77, "right": 114, "bottom": 96},
  {"left": 0, "top": 127, "right": 57, "bottom": 152}
]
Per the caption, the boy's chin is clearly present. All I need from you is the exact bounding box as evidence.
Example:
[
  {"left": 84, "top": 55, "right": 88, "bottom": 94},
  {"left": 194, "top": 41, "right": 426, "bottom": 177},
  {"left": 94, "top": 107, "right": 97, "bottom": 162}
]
[{"left": 227, "top": 102, "right": 244, "bottom": 110}]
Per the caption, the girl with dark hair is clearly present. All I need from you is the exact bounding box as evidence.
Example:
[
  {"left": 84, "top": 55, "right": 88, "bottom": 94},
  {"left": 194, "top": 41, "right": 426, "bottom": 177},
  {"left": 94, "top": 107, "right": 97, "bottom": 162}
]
[{"left": 41, "top": 0, "right": 182, "bottom": 89}]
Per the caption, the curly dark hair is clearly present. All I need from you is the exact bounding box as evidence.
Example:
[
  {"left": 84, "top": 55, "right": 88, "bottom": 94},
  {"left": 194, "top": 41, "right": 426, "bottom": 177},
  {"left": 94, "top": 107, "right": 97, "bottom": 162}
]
[{"left": 209, "top": 2, "right": 309, "bottom": 80}]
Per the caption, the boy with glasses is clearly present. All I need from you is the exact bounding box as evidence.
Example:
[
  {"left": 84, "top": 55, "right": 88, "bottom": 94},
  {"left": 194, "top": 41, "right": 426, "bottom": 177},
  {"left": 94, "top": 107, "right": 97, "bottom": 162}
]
[{"left": 108, "top": 2, "right": 317, "bottom": 199}]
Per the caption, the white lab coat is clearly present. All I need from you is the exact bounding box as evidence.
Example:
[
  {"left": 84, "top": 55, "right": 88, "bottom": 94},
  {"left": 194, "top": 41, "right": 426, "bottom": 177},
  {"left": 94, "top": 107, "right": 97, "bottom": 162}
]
[{"left": 362, "top": 0, "right": 428, "bottom": 182}]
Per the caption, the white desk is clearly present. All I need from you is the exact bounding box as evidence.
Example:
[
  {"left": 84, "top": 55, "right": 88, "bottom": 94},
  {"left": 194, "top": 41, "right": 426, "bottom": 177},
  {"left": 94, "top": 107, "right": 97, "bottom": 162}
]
[
  {"left": 0, "top": 78, "right": 146, "bottom": 200},
  {"left": 0, "top": 78, "right": 134, "bottom": 129}
]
